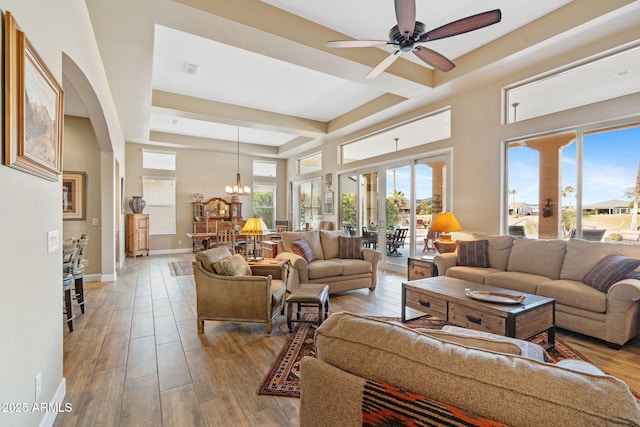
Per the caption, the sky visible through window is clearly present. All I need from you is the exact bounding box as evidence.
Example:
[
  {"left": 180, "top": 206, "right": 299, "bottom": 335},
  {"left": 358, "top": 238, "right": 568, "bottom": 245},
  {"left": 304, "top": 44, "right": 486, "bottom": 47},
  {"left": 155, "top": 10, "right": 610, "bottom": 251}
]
[{"left": 509, "top": 126, "right": 639, "bottom": 206}]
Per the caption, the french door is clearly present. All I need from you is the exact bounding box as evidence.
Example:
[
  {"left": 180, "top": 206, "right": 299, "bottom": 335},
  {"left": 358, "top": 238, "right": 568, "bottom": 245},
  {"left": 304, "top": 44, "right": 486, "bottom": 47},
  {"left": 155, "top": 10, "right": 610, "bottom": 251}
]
[{"left": 338, "top": 151, "right": 451, "bottom": 273}]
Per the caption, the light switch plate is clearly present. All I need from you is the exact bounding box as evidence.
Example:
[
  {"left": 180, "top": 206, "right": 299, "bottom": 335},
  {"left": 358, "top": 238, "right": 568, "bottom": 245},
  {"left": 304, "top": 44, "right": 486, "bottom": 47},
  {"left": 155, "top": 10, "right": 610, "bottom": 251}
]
[
  {"left": 92, "top": 217, "right": 99, "bottom": 226},
  {"left": 47, "top": 230, "right": 59, "bottom": 253}
]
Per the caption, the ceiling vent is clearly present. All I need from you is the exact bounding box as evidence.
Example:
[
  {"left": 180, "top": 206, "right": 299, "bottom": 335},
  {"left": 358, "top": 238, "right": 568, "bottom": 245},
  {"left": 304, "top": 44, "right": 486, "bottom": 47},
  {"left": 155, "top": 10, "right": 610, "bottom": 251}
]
[{"left": 182, "top": 62, "right": 200, "bottom": 75}]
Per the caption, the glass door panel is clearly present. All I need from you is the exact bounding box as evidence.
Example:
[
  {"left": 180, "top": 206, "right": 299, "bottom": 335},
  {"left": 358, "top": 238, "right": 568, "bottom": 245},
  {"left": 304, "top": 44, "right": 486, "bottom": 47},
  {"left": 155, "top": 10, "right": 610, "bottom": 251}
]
[{"left": 383, "top": 165, "right": 412, "bottom": 270}]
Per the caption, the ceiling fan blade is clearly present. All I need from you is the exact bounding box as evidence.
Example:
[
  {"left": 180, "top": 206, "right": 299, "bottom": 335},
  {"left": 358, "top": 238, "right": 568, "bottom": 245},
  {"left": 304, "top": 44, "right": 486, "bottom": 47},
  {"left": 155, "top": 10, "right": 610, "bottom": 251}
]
[
  {"left": 327, "top": 40, "right": 388, "bottom": 48},
  {"left": 395, "top": 0, "right": 416, "bottom": 38},
  {"left": 413, "top": 46, "right": 455, "bottom": 72},
  {"left": 419, "top": 9, "right": 501, "bottom": 42},
  {"left": 366, "top": 51, "right": 401, "bottom": 79}
]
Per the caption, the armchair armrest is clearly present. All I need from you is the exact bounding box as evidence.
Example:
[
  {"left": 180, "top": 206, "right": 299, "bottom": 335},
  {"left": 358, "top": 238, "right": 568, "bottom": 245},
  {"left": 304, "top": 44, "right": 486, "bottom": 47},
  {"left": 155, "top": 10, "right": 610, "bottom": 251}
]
[
  {"left": 250, "top": 263, "right": 283, "bottom": 280},
  {"left": 434, "top": 252, "right": 457, "bottom": 276}
]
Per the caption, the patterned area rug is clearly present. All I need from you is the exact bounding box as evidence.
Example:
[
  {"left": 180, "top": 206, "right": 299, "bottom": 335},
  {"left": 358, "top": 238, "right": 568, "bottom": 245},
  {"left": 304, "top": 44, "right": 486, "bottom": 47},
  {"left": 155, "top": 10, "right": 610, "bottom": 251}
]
[
  {"left": 257, "top": 315, "right": 613, "bottom": 399},
  {"left": 168, "top": 261, "right": 193, "bottom": 276}
]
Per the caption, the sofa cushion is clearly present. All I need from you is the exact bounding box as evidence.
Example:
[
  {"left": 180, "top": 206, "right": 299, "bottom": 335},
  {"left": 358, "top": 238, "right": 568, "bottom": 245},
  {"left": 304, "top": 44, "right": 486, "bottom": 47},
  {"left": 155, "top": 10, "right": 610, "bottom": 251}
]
[
  {"left": 308, "top": 260, "right": 343, "bottom": 280},
  {"left": 195, "top": 247, "right": 233, "bottom": 273},
  {"left": 314, "top": 312, "right": 640, "bottom": 426},
  {"left": 282, "top": 230, "right": 324, "bottom": 260},
  {"left": 456, "top": 239, "right": 489, "bottom": 267},
  {"left": 561, "top": 239, "right": 640, "bottom": 281},
  {"left": 537, "top": 279, "right": 608, "bottom": 313},
  {"left": 582, "top": 253, "right": 640, "bottom": 293},
  {"left": 446, "top": 266, "right": 502, "bottom": 284},
  {"left": 439, "top": 325, "right": 549, "bottom": 362},
  {"left": 320, "top": 230, "right": 348, "bottom": 259},
  {"left": 415, "top": 328, "right": 523, "bottom": 357},
  {"left": 289, "top": 239, "right": 317, "bottom": 263},
  {"left": 471, "top": 234, "right": 514, "bottom": 270},
  {"left": 329, "top": 258, "right": 372, "bottom": 276},
  {"left": 507, "top": 238, "right": 566, "bottom": 279},
  {"left": 338, "top": 236, "right": 362, "bottom": 259},
  {"left": 484, "top": 271, "right": 547, "bottom": 294},
  {"left": 213, "top": 254, "right": 252, "bottom": 276}
]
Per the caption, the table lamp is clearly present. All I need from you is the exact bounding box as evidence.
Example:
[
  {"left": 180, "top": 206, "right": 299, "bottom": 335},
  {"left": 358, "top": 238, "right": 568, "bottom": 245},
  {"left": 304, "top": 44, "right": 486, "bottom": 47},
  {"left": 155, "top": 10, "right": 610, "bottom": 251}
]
[
  {"left": 429, "top": 212, "right": 462, "bottom": 253},
  {"left": 240, "top": 217, "right": 270, "bottom": 261}
]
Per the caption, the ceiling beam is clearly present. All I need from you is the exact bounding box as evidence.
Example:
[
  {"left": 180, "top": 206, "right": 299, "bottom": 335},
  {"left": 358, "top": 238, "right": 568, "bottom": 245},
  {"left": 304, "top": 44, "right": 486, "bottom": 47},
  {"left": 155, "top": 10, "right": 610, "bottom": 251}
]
[{"left": 152, "top": 90, "right": 327, "bottom": 137}]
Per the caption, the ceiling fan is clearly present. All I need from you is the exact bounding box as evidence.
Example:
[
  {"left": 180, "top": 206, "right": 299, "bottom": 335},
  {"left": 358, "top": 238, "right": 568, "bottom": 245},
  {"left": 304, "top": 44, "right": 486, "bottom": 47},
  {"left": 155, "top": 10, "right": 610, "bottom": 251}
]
[{"left": 327, "top": 0, "right": 502, "bottom": 78}]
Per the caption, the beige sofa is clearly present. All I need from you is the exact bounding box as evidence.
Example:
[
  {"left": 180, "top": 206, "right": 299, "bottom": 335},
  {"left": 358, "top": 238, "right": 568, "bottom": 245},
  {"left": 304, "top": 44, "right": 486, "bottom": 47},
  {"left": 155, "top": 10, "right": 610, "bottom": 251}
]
[
  {"left": 275, "top": 230, "right": 382, "bottom": 294},
  {"left": 433, "top": 235, "right": 640, "bottom": 347},
  {"left": 300, "top": 312, "right": 640, "bottom": 426}
]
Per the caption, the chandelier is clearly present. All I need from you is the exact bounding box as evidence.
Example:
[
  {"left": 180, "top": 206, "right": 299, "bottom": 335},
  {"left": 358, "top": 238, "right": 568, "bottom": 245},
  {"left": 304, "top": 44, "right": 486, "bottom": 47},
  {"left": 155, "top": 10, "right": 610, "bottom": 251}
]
[{"left": 225, "top": 126, "right": 251, "bottom": 196}]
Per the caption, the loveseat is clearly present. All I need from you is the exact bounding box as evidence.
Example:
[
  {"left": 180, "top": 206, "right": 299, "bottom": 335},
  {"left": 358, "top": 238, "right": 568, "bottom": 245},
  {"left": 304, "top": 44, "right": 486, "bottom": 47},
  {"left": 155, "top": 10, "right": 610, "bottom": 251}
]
[
  {"left": 433, "top": 234, "right": 640, "bottom": 347},
  {"left": 275, "top": 230, "right": 382, "bottom": 294},
  {"left": 300, "top": 312, "right": 640, "bottom": 426}
]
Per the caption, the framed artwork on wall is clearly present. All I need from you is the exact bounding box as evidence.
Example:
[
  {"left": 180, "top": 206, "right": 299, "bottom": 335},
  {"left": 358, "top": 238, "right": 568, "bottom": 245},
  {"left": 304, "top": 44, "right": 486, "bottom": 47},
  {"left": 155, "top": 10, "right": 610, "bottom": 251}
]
[
  {"left": 63, "top": 172, "right": 87, "bottom": 220},
  {"left": 3, "top": 11, "right": 64, "bottom": 181}
]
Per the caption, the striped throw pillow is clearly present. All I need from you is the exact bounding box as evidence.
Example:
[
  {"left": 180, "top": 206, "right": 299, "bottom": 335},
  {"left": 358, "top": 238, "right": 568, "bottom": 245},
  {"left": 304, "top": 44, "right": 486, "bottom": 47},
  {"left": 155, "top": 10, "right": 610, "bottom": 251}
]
[
  {"left": 582, "top": 253, "right": 640, "bottom": 292},
  {"left": 338, "top": 236, "right": 362, "bottom": 259},
  {"left": 456, "top": 239, "right": 490, "bottom": 268},
  {"left": 290, "top": 239, "right": 316, "bottom": 263}
]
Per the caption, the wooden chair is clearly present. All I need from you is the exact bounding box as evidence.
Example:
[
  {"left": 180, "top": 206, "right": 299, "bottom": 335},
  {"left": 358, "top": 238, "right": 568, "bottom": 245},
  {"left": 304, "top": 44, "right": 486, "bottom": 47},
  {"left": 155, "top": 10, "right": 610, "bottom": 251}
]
[
  {"left": 422, "top": 229, "right": 439, "bottom": 253},
  {"left": 216, "top": 221, "right": 237, "bottom": 251}
]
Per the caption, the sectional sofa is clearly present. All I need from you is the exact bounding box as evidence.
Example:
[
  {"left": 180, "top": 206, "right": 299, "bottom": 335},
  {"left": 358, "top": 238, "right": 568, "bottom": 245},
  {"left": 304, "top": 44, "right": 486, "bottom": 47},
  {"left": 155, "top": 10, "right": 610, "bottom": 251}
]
[
  {"left": 300, "top": 313, "right": 640, "bottom": 426},
  {"left": 433, "top": 234, "right": 640, "bottom": 347}
]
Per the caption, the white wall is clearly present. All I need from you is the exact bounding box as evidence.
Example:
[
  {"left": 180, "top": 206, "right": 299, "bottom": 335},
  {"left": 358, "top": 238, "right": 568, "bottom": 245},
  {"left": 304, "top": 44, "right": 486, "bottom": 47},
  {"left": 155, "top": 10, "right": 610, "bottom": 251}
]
[{"left": 0, "top": 2, "right": 124, "bottom": 426}]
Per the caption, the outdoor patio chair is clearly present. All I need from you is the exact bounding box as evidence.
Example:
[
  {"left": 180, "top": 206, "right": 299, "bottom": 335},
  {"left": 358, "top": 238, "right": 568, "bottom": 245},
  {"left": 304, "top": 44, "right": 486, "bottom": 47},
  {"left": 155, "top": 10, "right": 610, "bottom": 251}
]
[
  {"left": 508, "top": 225, "right": 526, "bottom": 237},
  {"left": 422, "top": 228, "right": 439, "bottom": 253},
  {"left": 386, "top": 228, "right": 408, "bottom": 256}
]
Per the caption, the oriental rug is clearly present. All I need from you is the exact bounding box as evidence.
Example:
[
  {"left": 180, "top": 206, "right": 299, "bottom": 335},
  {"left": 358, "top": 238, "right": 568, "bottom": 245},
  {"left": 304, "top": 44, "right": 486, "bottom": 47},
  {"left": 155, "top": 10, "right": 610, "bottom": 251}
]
[
  {"left": 256, "top": 315, "right": 629, "bottom": 399},
  {"left": 168, "top": 261, "right": 193, "bottom": 276}
]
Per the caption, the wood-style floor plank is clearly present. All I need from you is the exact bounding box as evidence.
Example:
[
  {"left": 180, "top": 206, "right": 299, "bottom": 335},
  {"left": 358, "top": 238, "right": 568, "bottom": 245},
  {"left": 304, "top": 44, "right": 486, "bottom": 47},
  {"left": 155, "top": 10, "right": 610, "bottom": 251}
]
[{"left": 55, "top": 253, "right": 640, "bottom": 426}]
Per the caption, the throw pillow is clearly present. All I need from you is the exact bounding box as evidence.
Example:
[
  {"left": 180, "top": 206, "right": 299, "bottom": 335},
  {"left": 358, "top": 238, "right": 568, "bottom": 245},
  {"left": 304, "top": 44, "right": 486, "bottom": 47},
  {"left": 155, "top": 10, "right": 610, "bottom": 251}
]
[
  {"left": 582, "top": 253, "right": 640, "bottom": 292},
  {"left": 213, "top": 254, "right": 253, "bottom": 276},
  {"left": 289, "top": 239, "right": 316, "bottom": 263},
  {"left": 456, "top": 239, "right": 490, "bottom": 268},
  {"left": 338, "top": 236, "right": 362, "bottom": 259}
]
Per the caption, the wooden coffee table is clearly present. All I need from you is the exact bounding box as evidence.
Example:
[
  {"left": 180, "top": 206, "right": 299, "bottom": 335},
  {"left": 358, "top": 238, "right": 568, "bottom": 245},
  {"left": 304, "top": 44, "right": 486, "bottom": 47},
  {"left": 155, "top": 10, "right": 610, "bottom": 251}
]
[{"left": 402, "top": 276, "right": 555, "bottom": 348}]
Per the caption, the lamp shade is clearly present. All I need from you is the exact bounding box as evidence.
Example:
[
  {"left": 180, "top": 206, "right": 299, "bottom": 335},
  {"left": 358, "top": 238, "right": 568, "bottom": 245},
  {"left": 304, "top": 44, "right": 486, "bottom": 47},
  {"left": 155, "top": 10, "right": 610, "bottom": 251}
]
[
  {"left": 429, "top": 212, "right": 463, "bottom": 233},
  {"left": 240, "top": 217, "right": 270, "bottom": 236}
]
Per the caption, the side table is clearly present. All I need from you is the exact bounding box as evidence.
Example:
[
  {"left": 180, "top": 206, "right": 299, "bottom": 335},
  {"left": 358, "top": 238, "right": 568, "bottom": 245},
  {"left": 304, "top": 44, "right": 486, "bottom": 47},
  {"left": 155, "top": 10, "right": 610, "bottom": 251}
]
[{"left": 407, "top": 255, "right": 438, "bottom": 281}]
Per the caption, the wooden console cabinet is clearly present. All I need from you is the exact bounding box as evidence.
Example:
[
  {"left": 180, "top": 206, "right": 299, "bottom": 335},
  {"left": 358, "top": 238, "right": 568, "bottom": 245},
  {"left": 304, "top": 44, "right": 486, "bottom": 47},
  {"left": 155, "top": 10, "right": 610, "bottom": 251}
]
[{"left": 126, "top": 213, "right": 149, "bottom": 257}]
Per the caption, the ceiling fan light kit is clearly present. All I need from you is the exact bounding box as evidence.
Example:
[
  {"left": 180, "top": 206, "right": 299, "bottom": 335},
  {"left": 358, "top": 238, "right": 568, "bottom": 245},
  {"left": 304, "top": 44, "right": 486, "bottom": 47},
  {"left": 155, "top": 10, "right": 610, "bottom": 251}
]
[{"left": 327, "top": 1, "right": 501, "bottom": 78}]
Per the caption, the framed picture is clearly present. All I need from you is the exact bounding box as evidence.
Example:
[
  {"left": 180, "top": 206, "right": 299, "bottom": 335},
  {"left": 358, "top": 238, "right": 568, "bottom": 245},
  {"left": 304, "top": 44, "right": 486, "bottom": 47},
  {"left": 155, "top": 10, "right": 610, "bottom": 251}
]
[
  {"left": 63, "top": 172, "right": 87, "bottom": 220},
  {"left": 3, "top": 12, "right": 64, "bottom": 181}
]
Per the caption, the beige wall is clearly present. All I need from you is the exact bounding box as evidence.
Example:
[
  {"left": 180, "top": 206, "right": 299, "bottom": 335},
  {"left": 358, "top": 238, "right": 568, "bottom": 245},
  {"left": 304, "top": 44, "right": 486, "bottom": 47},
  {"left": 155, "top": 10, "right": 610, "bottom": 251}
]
[
  {"left": 0, "top": 1, "right": 123, "bottom": 426},
  {"left": 125, "top": 143, "right": 287, "bottom": 253},
  {"left": 63, "top": 116, "right": 102, "bottom": 276}
]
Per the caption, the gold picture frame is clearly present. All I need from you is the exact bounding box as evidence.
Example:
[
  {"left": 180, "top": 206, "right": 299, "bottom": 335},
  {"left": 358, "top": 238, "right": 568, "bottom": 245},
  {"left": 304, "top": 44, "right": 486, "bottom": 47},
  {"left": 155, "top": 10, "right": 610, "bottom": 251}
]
[
  {"left": 63, "top": 172, "right": 86, "bottom": 220},
  {"left": 4, "top": 11, "right": 64, "bottom": 181}
]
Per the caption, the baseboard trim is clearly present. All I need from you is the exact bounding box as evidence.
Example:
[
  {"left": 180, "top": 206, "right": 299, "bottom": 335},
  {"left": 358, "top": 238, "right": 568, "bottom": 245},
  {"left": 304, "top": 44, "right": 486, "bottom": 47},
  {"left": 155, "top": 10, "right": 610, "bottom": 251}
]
[
  {"left": 37, "top": 378, "right": 66, "bottom": 427},
  {"left": 150, "top": 248, "right": 193, "bottom": 255}
]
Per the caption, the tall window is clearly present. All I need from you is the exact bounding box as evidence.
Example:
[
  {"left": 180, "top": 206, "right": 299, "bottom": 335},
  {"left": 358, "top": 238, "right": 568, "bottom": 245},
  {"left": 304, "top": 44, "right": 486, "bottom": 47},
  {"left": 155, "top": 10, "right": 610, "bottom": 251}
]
[
  {"left": 142, "top": 177, "right": 176, "bottom": 235},
  {"left": 299, "top": 179, "right": 322, "bottom": 230},
  {"left": 506, "top": 123, "right": 640, "bottom": 244},
  {"left": 253, "top": 160, "right": 277, "bottom": 177},
  {"left": 252, "top": 183, "right": 276, "bottom": 229}
]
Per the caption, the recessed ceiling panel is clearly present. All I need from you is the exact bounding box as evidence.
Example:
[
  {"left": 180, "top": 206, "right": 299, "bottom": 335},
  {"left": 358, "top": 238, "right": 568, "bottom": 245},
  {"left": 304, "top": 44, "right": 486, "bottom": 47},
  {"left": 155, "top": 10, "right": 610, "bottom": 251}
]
[
  {"left": 152, "top": 25, "right": 384, "bottom": 122},
  {"left": 150, "top": 113, "right": 297, "bottom": 146}
]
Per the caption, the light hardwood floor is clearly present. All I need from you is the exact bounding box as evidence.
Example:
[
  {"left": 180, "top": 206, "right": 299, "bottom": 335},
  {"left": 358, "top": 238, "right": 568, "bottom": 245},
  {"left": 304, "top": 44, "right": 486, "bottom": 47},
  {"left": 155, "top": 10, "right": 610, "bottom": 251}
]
[{"left": 55, "top": 253, "right": 640, "bottom": 427}]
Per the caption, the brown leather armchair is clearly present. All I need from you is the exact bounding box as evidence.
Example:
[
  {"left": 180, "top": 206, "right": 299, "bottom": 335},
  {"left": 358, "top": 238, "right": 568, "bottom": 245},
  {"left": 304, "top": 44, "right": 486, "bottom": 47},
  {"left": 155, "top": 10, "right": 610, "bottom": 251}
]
[{"left": 193, "top": 247, "right": 286, "bottom": 335}]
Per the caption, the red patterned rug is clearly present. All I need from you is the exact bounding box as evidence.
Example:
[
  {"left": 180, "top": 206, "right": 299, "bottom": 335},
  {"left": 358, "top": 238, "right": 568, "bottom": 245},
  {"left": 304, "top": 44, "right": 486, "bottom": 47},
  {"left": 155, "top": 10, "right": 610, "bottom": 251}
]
[
  {"left": 168, "top": 261, "right": 193, "bottom": 276},
  {"left": 256, "top": 315, "right": 625, "bottom": 399}
]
